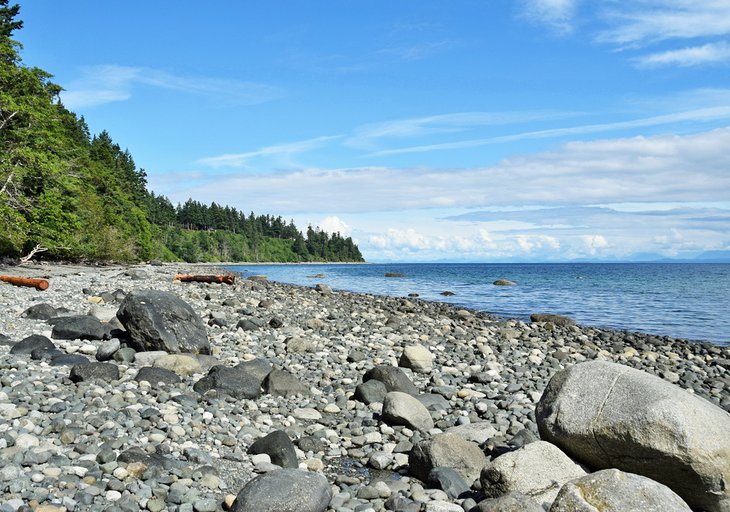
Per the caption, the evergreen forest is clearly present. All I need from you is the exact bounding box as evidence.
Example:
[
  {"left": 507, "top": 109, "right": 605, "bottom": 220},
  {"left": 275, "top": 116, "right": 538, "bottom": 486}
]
[{"left": 0, "top": 2, "right": 363, "bottom": 263}]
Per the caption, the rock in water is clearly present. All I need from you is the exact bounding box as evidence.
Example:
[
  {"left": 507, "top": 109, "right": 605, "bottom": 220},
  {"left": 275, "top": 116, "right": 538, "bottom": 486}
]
[
  {"left": 493, "top": 279, "right": 516, "bottom": 286},
  {"left": 230, "top": 468, "right": 332, "bottom": 512},
  {"left": 116, "top": 289, "right": 211, "bottom": 354},
  {"left": 550, "top": 469, "right": 692, "bottom": 512},
  {"left": 537, "top": 360, "right": 730, "bottom": 512},
  {"left": 410, "top": 432, "right": 487, "bottom": 485},
  {"left": 480, "top": 440, "right": 586, "bottom": 509}
]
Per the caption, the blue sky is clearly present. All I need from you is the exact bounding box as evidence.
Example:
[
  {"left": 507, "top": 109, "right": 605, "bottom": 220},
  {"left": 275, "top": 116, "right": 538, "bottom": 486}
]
[{"left": 17, "top": 0, "right": 730, "bottom": 261}]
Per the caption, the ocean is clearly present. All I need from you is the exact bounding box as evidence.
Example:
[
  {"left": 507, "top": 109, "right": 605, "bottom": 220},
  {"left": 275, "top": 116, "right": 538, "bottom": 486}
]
[{"left": 223, "top": 263, "right": 730, "bottom": 346}]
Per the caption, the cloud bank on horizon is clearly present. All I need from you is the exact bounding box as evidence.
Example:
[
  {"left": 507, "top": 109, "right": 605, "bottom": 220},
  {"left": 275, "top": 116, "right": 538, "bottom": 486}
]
[{"left": 19, "top": 0, "right": 730, "bottom": 261}]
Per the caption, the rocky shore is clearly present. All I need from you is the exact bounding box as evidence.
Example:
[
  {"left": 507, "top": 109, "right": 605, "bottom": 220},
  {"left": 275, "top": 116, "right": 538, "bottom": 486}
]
[{"left": 0, "top": 262, "right": 728, "bottom": 512}]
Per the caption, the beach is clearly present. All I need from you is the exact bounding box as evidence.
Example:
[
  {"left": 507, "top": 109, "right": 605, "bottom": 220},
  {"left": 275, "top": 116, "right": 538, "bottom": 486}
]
[{"left": 0, "top": 262, "right": 727, "bottom": 511}]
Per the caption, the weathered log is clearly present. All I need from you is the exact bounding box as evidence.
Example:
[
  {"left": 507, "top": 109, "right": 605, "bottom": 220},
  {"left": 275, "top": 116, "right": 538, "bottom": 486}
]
[
  {"left": 0, "top": 275, "right": 49, "bottom": 290},
  {"left": 174, "top": 274, "right": 235, "bottom": 285}
]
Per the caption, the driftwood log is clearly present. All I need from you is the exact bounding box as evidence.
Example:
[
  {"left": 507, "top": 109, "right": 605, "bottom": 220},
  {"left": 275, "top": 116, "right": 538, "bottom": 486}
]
[
  {"left": 0, "top": 275, "right": 49, "bottom": 290},
  {"left": 174, "top": 274, "right": 235, "bottom": 285}
]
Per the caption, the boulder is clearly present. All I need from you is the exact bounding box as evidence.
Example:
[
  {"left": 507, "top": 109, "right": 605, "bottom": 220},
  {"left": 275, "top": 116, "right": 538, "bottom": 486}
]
[
  {"left": 363, "top": 365, "right": 418, "bottom": 395},
  {"left": 9, "top": 334, "right": 55, "bottom": 355},
  {"left": 530, "top": 313, "right": 575, "bottom": 327},
  {"left": 480, "top": 441, "right": 586, "bottom": 509},
  {"left": 314, "top": 283, "right": 332, "bottom": 295},
  {"left": 550, "top": 469, "right": 692, "bottom": 512},
  {"left": 248, "top": 430, "right": 298, "bottom": 468},
  {"left": 50, "top": 354, "right": 89, "bottom": 366},
  {"left": 193, "top": 364, "right": 263, "bottom": 399},
  {"left": 493, "top": 279, "right": 516, "bottom": 286},
  {"left": 410, "top": 432, "right": 488, "bottom": 485},
  {"left": 230, "top": 468, "right": 331, "bottom": 512},
  {"left": 263, "top": 369, "right": 310, "bottom": 397},
  {"left": 446, "top": 421, "right": 498, "bottom": 445},
  {"left": 95, "top": 338, "right": 121, "bottom": 361},
  {"left": 135, "top": 367, "right": 181, "bottom": 386},
  {"left": 153, "top": 354, "right": 203, "bottom": 376},
  {"left": 354, "top": 379, "right": 387, "bottom": 404},
  {"left": 21, "top": 303, "right": 57, "bottom": 320},
  {"left": 399, "top": 345, "right": 433, "bottom": 373},
  {"left": 50, "top": 315, "right": 105, "bottom": 340},
  {"left": 382, "top": 391, "right": 434, "bottom": 431},
  {"left": 475, "top": 492, "right": 544, "bottom": 512},
  {"left": 117, "top": 289, "right": 210, "bottom": 354},
  {"left": 69, "top": 362, "right": 120, "bottom": 383},
  {"left": 537, "top": 360, "right": 730, "bottom": 512},
  {"left": 427, "top": 467, "right": 470, "bottom": 499}
]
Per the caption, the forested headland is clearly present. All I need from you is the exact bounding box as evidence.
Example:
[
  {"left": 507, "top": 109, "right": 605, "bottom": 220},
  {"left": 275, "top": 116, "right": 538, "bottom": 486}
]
[{"left": 0, "top": 1, "right": 363, "bottom": 264}]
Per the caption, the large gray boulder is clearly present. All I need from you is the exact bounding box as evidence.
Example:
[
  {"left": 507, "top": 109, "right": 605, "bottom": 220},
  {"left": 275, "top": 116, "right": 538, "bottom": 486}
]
[
  {"left": 382, "top": 391, "right": 434, "bottom": 431},
  {"left": 230, "top": 468, "right": 331, "bottom": 512},
  {"left": 537, "top": 360, "right": 730, "bottom": 512},
  {"left": 550, "top": 469, "right": 692, "bottom": 512},
  {"left": 363, "top": 365, "right": 418, "bottom": 395},
  {"left": 116, "top": 289, "right": 210, "bottom": 354},
  {"left": 480, "top": 441, "right": 586, "bottom": 509},
  {"left": 410, "top": 432, "right": 487, "bottom": 485}
]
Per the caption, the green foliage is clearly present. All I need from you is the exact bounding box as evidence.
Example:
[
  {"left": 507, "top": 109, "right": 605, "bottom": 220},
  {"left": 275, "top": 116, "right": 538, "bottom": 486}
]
[{"left": 0, "top": 2, "right": 364, "bottom": 264}]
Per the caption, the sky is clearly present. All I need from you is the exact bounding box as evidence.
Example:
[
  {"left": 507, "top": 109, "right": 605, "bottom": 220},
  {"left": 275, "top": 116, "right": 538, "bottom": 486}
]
[{"left": 16, "top": 0, "right": 730, "bottom": 262}]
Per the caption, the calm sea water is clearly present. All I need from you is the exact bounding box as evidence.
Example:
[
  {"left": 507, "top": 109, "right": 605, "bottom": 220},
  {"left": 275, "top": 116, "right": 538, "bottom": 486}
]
[{"left": 223, "top": 263, "right": 730, "bottom": 346}]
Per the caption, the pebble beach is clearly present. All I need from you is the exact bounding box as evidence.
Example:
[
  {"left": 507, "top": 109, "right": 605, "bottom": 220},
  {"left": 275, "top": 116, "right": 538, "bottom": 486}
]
[{"left": 0, "top": 262, "right": 728, "bottom": 512}]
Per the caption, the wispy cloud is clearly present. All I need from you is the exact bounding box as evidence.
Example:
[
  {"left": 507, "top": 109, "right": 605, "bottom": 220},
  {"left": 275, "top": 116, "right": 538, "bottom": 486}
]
[
  {"left": 377, "top": 39, "right": 453, "bottom": 61},
  {"left": 170, "top": 127, "right": 730, "bottom": 214},
  {"left": 347, "top": 110, "right": 583, "bottom": 150},
  {"left": 519, "top": 0, "right": 580, "bottom": 35},
  {"left": 635, "top": 41, "right": 730, "bottom": 67},
  {"left": 369, "top": 106, "right": 730, "bottom": 157},
  {"left": 597, "top": 1, "right": 730, "bottom": 46},
  {"left": 197, "top": 136, "right": 342, "bottom": 168},
  {"left": 61, "top": 65, "right": 281, "bottom": 109}
]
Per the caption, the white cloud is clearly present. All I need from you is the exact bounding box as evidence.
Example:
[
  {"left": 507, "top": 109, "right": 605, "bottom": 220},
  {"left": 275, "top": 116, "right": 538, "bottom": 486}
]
[
  {"left": 318, "top": 216, "right": 352, "bottom": 236},
  {"left": 581, "top": 234, "right": 609, "bottom": 255},
  {"left": 636, "top": 41, "right": 730, "bottom": 67},
  {"left": 597, "top": 1, "right": 730, "bottom": 46},
  {"left": 520, "top": 0, "right": 580, "bottom": 34},
  {"left": 169, "top": 127, "right": 730, "bottom": 215},
  {"left": 197, "top": 136, "right": 341, "bottom": 168},
  {"left": 61, "top": 64, "right": 280, "bottom": 109},
  {"left": 370, "top": 107, "right": 730, "bottom": 157}
]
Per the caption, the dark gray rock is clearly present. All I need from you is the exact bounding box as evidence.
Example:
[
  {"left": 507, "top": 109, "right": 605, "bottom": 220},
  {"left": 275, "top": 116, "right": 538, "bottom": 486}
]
[
  {"left": 50, "top": 354, "right": 90, "bottom": 366},
  {"left": 117, "top": 289, "right": 210, "bottom": 354},
  {"left": 21, "top": 303, "right": 57, "bottom": 320},
  {"left": 237, "top": 358, "right": 273, "bottom": 383},
  {"left": 354, "top": 379, "right": 387, "bottom": 404},
  {"left": 69, "top": 362, "right": 120, "bottom": 383},
  {"left": 50, "top": 315, "right": 105, "bottom": 340},
  {"left": 363, "top": 365, "right": 418, "bottom": 395},
  {"left": 237, "top": 318, "right": 265, "bottom": 331},
  {"left": 230, "top": 468, "right": 332, "bottom": 512},
  {"left": 30, "top": 346, "right": 62, "bottom": 360},
  {"left": 193, "top": 364, "right": 262, "bottom": 399},
  {"left": 416, "top": 393, "right": 451, "bottom": 411},
  {"left": 248, "top": 430, "right": 298, "bottom": 468},
  {"left": 537, "top": 360, "right": 730, "bottom": 512},
  {"left": 530, "top": 313, "right": 575, "bottom": 327},
  {"left": 347, "top": 349, "right": 367, "bottom": 363},
  {"left": 427, "top": 467, "right": 470, "bottom": 499},
  {"left": 10, "top": 334, "right": 55, "bottom": 355},
  {"left": 135, "top": 367, "right": 181, "bottom": 386},
  {"left": 550, "top": 469, "right": 692, "bottom": 512},
  {"left": 263, "top": 370, "right": 310, "bottom": 397}
]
